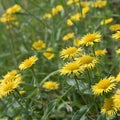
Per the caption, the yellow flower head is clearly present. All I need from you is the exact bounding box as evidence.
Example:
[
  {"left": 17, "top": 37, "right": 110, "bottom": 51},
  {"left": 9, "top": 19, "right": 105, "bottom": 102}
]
[
  {"left": 43, "top": 13, "right": 52, "bottom": 19},
  {"left": 76, "top": 1, "right": 89, "bottom": 7},
  {"left": 60, "top": 61, "right": 84, "bottom": 76},
  {"left": 52, "top": 5, "right": 63, "bottom": 16},
  {"left": 60, "top": 47, "right": 82, "bottom": 59},
  {"left": 19, "top": 90, "right": 26, "bottom": 95},
  {"left": 32, "top": 40, "right": 46, "bottom": 51},
  {"left": 43, "top": 48, "right": 55, "bottom": 60},
  {"left": 66, "top": 19, "right": 73, "bottom": 26},
  {"left": 82, "top": 7, "right": 90, "bottom": 17},
  {"left": 75, "top": 55, "right": 98, "bottom": 69},
  {"left": 63, "top": 32, "right": 74, "bottom": 41},
  {"left": 19, "top": 55, "right": 38, "bottom": 70},
  {"left": 0, "top": 70, "right": 22, "bottom": 98},
  {"left": 116, "top": 48, "right": 120, "bottom": 54},
  {"left": 95, "top": 49, "right": 107, "bottom": 56},
  {"left": 112, "top": 89, "right": 120, "bottom": 110},
  {"left": 92, "top": 1, "right": 107, "bottom": 8},
  {"left": 73, "top": 38, "right": 83, "bottom": 47},
  {"left": 70, "top": 13, "right": 81, "bottom": 21},
  {"left": 81, "top": 32, "right": 101, "bottom": 46},
  {"left": 112, "top": 31, "right": 120, "bottom": 40},
  {"left": 67, "top": 0, "right": 78, "bottom": 6},
  {"left": 56, "top": 5, "right": 63, "bottom": 12},
  {"left": 101, "top": 18, "right": 113, "bottom": 25},
  {"left": 109, "top": 24, "right": 120, "bottom": 32},
  {"left": 6, "top": 4, "right": 21, "bottom": 14},
  {"left": 101, "top": 97, "right": 117, "bottom": 117},
  {"left": 92, "top": 77, "right": 116, "bottom": 95},
  {"left": 43, "top": 81, "right": 59, "bottom": 90}
]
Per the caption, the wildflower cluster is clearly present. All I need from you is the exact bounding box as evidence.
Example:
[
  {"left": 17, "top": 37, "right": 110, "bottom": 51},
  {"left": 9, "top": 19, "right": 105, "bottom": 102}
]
[
  {"left": 1, "top": 0, "right": 120, "bottom": 119},
  {"left": 0, "top": 4, "right": 21, "bottom": 28}
]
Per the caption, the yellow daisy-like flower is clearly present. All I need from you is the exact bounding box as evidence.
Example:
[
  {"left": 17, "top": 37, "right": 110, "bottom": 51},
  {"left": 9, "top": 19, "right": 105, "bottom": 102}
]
[
  {"left": 116, "top": 48, "right": 120, "bottom": 54},
  {"left": 66, "top": 19, "right": 73, "bottom": 26},
  {"left": 19, "top": 90, "right": 26, "bottom": 95},
  {"left": 75, "top": 55, "right": 98, "bottom": 69},
  {"left": 112, "top": 31, "right": 120, "bottom": 40},
  {"left": 60, "top": 47, "right": 82, "bottom": 59},
  {"left": 92, "top": 77, "right": 116, "bottom": 95},
  {"left": 70, "top": 13, "right": 81, "bottom": 21},
  {"left": 109, "top": 24, "right": 120, "bottom": 32},
  {"left": 82, "top": 7, "right": 90, "bottom": 17},
  {"left": 43, "top": 13, "right": 52, "bottom": 19},
  {"left": 52, "top": 5, "right": 63, "bottom": 16},
  {"left": 60, "top": 61, "right": 84, "bottom": 76},
  {"left": 32, "top": 40, "right": 46, "bottom": 51},
  {"left": 81, "top": 32, "right": 101, "bottom": 46},
  {"left": 43, "top": 81, "right": 59, "bottom": 90},
  {"left": 101, "top": 18, "right": 113, "bottom": 25},
  {"left": 112, "top": 89, "right": 120, "bottom": 110},
  {"left": 73, "top": 38, "right": 83, "bottom": 47},
  {"left": 19, "top": 55, "right": 38, "bottom": 70},
  {"left": 0, "top": 70, "right": 22, "bottom": 98},
  {"left": 95, "top": 49, "right": 107, "bottom": 56},
  {"left": 67, "top": 0, "right": 78, "bottom": 6},
  {"left": 63, "top": 32, "right": 74, "bottom": 41},
  {"left": 43, "top": 48, "right": 55, "bottom": 60},
  {"left": 101, "top": 97, "right": 117, "bottom": 117},
  {"left": 76, "top": 1, "right": 89, "bottom": 7},
  {"left": 6, "top": 4, "right": 21, "bottom": 14},
  {"left": 92, "top": 1, "right": 107, "bottom": 8}
]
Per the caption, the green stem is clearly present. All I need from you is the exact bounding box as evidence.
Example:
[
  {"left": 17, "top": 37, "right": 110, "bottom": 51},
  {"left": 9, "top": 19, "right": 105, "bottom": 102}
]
[
  {"left": 87, "top": 69, "right": 92, "bottom": 89},
  {"left": 74, "top": 76, "right": 87, "bottom": 104}
]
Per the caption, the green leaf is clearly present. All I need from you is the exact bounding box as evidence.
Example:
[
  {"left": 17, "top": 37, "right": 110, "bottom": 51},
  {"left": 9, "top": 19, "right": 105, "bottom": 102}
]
[
  {"left": 72, "top": 105, "right": 91, "bottom": 120},
  {"left": 41, "top": 100, "right": 57, "bottom": 120}
]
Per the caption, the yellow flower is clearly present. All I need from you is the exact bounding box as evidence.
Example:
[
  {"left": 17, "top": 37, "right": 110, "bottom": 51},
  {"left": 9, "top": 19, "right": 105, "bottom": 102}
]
[
  {"left": 101, "top": 97, "right": 117, "bottom": 117},
  {"left": 116, "top": 48, "right": 120, "bottom": 54},
  {"left": 115, "top": 72, "right": 120, "bottom": 82},
  {"left": 60, "top": 61, "right": 84, "bottom": 76},
  {"left": 0, "top": 13, "right": 16, "bottom": 23},
  {"left": 32, "top": 40, "right": 46, "bottom": 51},
  {"left": 63, "top": 32, "right": 74, "bottom": 41},
  {"left": 43, "top": 13, "right": 52, "bottom": 19},
  {"left": 75, "top": 55, "right": 98, "bottom": 69},
  {"left": 0, "top": 70, "right": 22, "bottom": 98},
  {"left": 81, "top": 32, "right": 101, "bottom": 46},
  {"left": 43, "top": 81, "right": 59, "bottom": 90},
  {"left": 95, "top": 49, "right": 107, "bottom": 56},
  {"left": 73, "top": 38, "right": 83, "bottom": 47},
  {"left": 101, "top": 18, "right": 113, "bottom": 25},
  {"left": 112, "top": 89, "right": 120, "bottom": 111},
  {"left": 19, "top": 55, "right": 38, "bottom": 70},
  {"left": 76, "top": 1, "right": 89, "bottom": 7},
  {"left": 60, "top": 47, "right": 82, "bottom": 59},
  {"left": 112, "top": 31, "right": 120, "bottom": 40},
  {"left": 56, "top": 5, "right": 63, "bottom": 12},
  {"left": 66, "top": 19, "right": 73, "bottom": 26},
  {"left": 109, "top": 24, "right": 120, "bottom": 32},
  {"left": 70, "top": 13, "right": 81, "bottom": 21},
  {"left": 92, "top": 1, "right": 107, "bottom": 8},
  {"left": 67, "top": 0, "right": 78, "bottom": 6},
  {"left": 92, "top": 77, "right": 116, "bottom": 95},
  {"left": 19, "top": 90, "right": 26, "bottom": 95},
  {"left": 82, "top": 7, "right": 90, "bottom": 17},
  {"left": 43, "top": 48, "right": 55, "bottom": 60},
  {"left": 6, "top": 4, "right": 21, "bottom": 14},
  {"left": 52, "top": 5, "right": 63, "bottom": 16}
]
